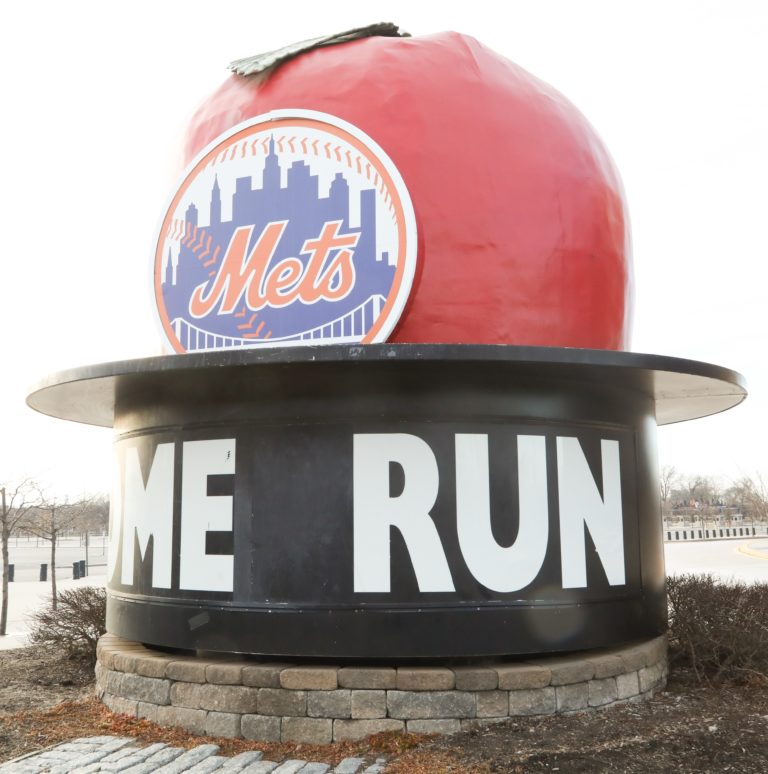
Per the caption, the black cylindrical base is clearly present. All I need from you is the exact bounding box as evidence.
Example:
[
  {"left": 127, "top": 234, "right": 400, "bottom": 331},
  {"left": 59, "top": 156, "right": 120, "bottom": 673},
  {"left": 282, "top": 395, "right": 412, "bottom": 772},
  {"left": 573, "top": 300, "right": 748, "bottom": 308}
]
[{"left": 27, "top": 345, "right": 746, "bottom": 658}]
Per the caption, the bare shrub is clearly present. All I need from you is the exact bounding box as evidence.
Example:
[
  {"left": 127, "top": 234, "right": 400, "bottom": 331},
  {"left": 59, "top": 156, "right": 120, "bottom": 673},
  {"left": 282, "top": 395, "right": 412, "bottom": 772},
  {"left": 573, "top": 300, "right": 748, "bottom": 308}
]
[
  {"left": 666, "top": 574, "right": 768, "bottom": 682},
  {"left": 28, "top": 586, "right": 106, "bottom": 663}
]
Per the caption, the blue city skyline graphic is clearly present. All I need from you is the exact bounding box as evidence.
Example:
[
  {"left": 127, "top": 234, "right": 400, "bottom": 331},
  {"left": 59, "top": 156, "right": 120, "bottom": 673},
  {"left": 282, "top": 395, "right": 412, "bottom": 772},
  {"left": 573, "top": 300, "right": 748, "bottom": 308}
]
[{"left": 160, "top": 137, "right": 396, "bottom": 349}]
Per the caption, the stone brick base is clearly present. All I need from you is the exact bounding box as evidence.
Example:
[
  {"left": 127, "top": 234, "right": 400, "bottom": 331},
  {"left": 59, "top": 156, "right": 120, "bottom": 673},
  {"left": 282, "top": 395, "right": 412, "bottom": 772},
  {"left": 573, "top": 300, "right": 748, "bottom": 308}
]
[{"left": 95, "top": 634, "right": 668, "bottom": 743}]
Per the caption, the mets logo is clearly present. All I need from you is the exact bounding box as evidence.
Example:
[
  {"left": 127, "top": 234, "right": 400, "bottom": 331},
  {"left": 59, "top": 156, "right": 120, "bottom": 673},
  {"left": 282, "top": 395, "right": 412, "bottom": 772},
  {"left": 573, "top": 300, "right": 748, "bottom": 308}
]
[{"left": 153, "top": 109, "right": 417, "bottom": 352}]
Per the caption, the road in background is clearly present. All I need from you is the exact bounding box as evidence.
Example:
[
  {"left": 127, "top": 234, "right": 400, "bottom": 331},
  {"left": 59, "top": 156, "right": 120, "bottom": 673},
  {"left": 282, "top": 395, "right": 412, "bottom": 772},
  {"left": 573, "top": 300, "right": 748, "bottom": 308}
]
[
  {"left": 664, "top": 536, "right": 768, "bottom": 584},
  {"left": 8, "top": 536, "right": 108, "bottom": 582}
]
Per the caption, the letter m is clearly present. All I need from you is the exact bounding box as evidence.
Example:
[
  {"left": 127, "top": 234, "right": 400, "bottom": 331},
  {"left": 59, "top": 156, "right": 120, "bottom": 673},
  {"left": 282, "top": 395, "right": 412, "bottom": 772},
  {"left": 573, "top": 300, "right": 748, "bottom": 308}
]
[{"left": 120, "top": 444, "right": 174, "bottom": 588}]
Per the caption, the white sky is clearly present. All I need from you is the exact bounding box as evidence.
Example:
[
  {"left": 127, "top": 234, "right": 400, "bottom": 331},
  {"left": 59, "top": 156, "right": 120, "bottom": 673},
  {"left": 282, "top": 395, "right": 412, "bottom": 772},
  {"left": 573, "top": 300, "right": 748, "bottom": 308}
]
[{"left": 1, "top": 0, "right": 766, "bottom": 495}]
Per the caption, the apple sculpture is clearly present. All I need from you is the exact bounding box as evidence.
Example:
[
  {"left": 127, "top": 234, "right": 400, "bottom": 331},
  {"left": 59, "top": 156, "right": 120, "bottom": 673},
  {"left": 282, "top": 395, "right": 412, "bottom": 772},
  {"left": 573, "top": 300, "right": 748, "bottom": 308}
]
[{"left": 179, "top": 29, "right": 632, "bottom": 350}]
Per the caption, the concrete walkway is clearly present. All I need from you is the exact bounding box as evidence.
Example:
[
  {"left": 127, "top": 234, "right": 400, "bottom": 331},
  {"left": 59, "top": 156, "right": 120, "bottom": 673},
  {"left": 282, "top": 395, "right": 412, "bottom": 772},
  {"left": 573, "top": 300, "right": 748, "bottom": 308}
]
[{"left": 0, "top": 737, "right": 388, "bottom": 773}]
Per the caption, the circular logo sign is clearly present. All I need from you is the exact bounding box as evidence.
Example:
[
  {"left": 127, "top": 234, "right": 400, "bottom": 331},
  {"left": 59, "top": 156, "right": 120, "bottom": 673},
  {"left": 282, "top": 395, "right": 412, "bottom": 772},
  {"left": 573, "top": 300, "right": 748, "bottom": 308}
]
[{"left": 153, "top": 110, "right": 417, "bottom": 353}]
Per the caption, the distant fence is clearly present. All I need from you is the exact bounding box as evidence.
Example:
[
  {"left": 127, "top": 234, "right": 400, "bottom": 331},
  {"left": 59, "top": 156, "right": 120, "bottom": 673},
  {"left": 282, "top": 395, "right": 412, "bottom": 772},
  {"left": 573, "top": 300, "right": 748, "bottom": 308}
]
[{"left": 664, "top": 525, "right": 768, "bottom": 542}]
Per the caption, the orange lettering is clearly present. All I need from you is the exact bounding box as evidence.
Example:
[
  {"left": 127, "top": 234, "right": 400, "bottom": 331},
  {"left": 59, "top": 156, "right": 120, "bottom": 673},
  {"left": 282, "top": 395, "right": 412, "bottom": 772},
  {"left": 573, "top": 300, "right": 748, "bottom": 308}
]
[{"left": 189, "top": 222, "right": 287, "bottom": 317}]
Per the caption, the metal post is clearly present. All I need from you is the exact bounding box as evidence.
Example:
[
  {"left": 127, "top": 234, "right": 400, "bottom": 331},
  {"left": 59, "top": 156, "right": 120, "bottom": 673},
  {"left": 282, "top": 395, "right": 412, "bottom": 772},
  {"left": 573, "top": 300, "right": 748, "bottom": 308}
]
[{"left": 8, "top": 564, "right": 13, "bottom": 583}]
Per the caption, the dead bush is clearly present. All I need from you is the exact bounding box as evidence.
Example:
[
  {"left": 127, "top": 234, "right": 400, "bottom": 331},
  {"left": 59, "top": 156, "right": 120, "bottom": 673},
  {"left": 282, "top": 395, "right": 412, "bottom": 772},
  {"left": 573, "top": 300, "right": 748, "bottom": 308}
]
[
  {"left": 28, "top": 586, "right": 106, "bottom": 663},
  {"left": 666, "top": 573, "right": 768, "bottom": 683}
]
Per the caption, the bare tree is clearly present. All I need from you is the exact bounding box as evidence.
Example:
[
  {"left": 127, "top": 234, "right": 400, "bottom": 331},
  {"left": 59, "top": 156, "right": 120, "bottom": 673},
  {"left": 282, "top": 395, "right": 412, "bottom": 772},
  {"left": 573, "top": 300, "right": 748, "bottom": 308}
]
[
  {"left": 76, "top": 495, "right": 109, "bottom": 536},
  {"left": 0, "top": 480, "right": 39, "bottom": 636},
  {"left": 659, "top": 465, "right": 678, "bottom": 518},
  {"left": 730, "top": 474, "right": 768, "bottom": 523},
  {"left": 26, "top": 493, "right": 93, "bottom": 609}
]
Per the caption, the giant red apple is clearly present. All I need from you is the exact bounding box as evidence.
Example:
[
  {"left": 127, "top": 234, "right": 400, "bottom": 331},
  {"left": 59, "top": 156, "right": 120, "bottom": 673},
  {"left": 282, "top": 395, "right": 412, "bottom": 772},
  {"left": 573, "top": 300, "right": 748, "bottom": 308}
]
[{"left": 181, "top": 31, "right": 632, "bottom": 349}]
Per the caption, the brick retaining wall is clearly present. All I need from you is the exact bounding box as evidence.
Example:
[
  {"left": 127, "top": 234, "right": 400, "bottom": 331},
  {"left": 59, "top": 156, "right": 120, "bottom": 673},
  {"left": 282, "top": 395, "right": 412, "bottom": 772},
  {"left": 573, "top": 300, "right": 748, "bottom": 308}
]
[{"left": 95, "top": 634, "right": 667, "bottom": 743}]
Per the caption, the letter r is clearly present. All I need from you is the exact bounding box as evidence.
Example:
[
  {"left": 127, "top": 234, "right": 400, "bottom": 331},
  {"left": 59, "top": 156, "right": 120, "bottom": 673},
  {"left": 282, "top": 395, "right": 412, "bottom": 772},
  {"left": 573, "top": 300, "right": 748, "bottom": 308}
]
[{"left": 353, "top": 434, "right": 454, "bottom": 593}]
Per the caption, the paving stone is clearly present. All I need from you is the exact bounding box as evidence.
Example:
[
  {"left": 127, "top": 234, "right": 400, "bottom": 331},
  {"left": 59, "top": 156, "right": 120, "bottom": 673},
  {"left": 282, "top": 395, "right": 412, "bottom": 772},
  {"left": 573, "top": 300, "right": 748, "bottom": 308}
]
[
  {"left": 205, "top": 711, "right": 242, "bottom": 738},
  {"left": 240, "top": 761, "right": 279, "bottom": 773},
  {"left": 125, "top": 743, "right": 171, "bottom": 759},
  {"left": 333, "top": 758, "right": 365, "bottom": 773},
  {"left": 120, "top": 672, "right": 171, "bottom": 704},
  {"left": 387, "top": 690, "right": 475, "bottom": 719},
  {"left": 496, "top": 664, "right": 551, "bottom": 690},
  {"left": 507, "top": 687, "right": 556, "bottom": 715},
  {"left": 360, "top": 766, "right": 386, "bottom": 774},
  {"left": 258, "top": 688, "right": 307, "bottom": 716},
  {"left": 206, "top": 662, "right": 245, "bottom": 685},
  {"left": 396, "top": 667, "right": 454, "bottom": 691},
  {"left": 199, "top": 684, "right": 259, "bottom": 713},
  {"left": 49, "top": 753, "right": 110, "bottom": 774},
  {"left": 56, "top": 742, "right": 100, "bottom": 752},
  {"left": 167, "top": 659, "right": 209, "bottom": 683},
  {"left": 116, "top": 761, "right": 162, "bottom": 772},
  {"left": 280, "top": 667, "right": 338, "bottom": 690},
  {"left": 271, "top": 761, "right": 309, "bottom": 773},
  {"left": 588, "top": 677, "right": 618, "bottom": 707},
  {"left": 337, "top": 667, "right": 396, "bottom": 690},
  {"left": 452, "top": 667, "right": 498, "bottom": 691},
  {"left": 242, "top": 664, "right": 293, "bottom": 688},
  {"left": 406, "top": 719, "right": 461, "bottom": 735},
  {"left": 308, "top": 689, "right": 352, "bottom": 718},
  {"left": 301, "top": 764, "right": 331, "bottom": 773},
  {"left": 242, "top": 714, "right": 282, "bottom": 742},
  {"left": 155, "top": 705, "right": 209, "bottom": 735},
  {"left": 616, "top": 671, "right": 640, "bottom": 699},
  {"left": 171, "top": 681, "right": 204, "bottom": 708},
  {"left": 153, "top": 744, "right": 221, "bottom": 773},
  {"left": 218, "top": 751, "right": 265, "bottom": 772},
  {"left": 281, "top": 716, "right": 333, "bottom": 744},
  {"left": 476, "top": 690, "right": 508, "bottom": 718},
  {"left": 527, "top": 656, "right": 594, "bottom": 686},
  {"left": 102, "top": 743, "right": 166, "bottom": 763},
  {"left": 186, "top": 756, "right": 229, "bottom": 772},
  {"left": 350, "top": 690, "right": 386, "bottom": 719},
  {"left": 556, "top": 683, "right": 589, "bottom": 712},
  {"left": 121, "top": 745, "right": 185, "bottom": 772},
  {"left": 333, "top": 719, "right": 404, "bottom": 742}
]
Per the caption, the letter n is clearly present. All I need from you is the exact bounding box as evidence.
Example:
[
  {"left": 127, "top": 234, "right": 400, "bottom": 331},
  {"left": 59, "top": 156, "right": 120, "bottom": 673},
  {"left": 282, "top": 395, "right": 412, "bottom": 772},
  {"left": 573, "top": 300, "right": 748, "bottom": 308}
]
[{"left": 557, "top": 437, "right": 625, "bottom": 588}]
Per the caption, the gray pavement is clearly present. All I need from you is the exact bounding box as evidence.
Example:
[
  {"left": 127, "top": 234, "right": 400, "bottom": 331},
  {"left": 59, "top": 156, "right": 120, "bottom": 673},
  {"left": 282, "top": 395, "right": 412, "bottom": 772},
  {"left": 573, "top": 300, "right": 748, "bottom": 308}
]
[
  {"left": 0, "top": 738, "right": 387, "bottom": 774},
  {"left": 664, "top": 535, "right": 768, "bottom": 583},
  {"left": 1, "top": 537, "right": 107, "bottom": 650}
]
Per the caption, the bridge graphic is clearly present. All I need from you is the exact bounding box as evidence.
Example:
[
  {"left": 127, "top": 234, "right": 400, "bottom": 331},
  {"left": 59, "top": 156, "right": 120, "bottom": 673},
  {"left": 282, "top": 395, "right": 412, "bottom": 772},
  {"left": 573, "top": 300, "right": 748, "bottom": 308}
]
[{"left": 171, "top": 294, "right": 386, "bottom": 351}]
